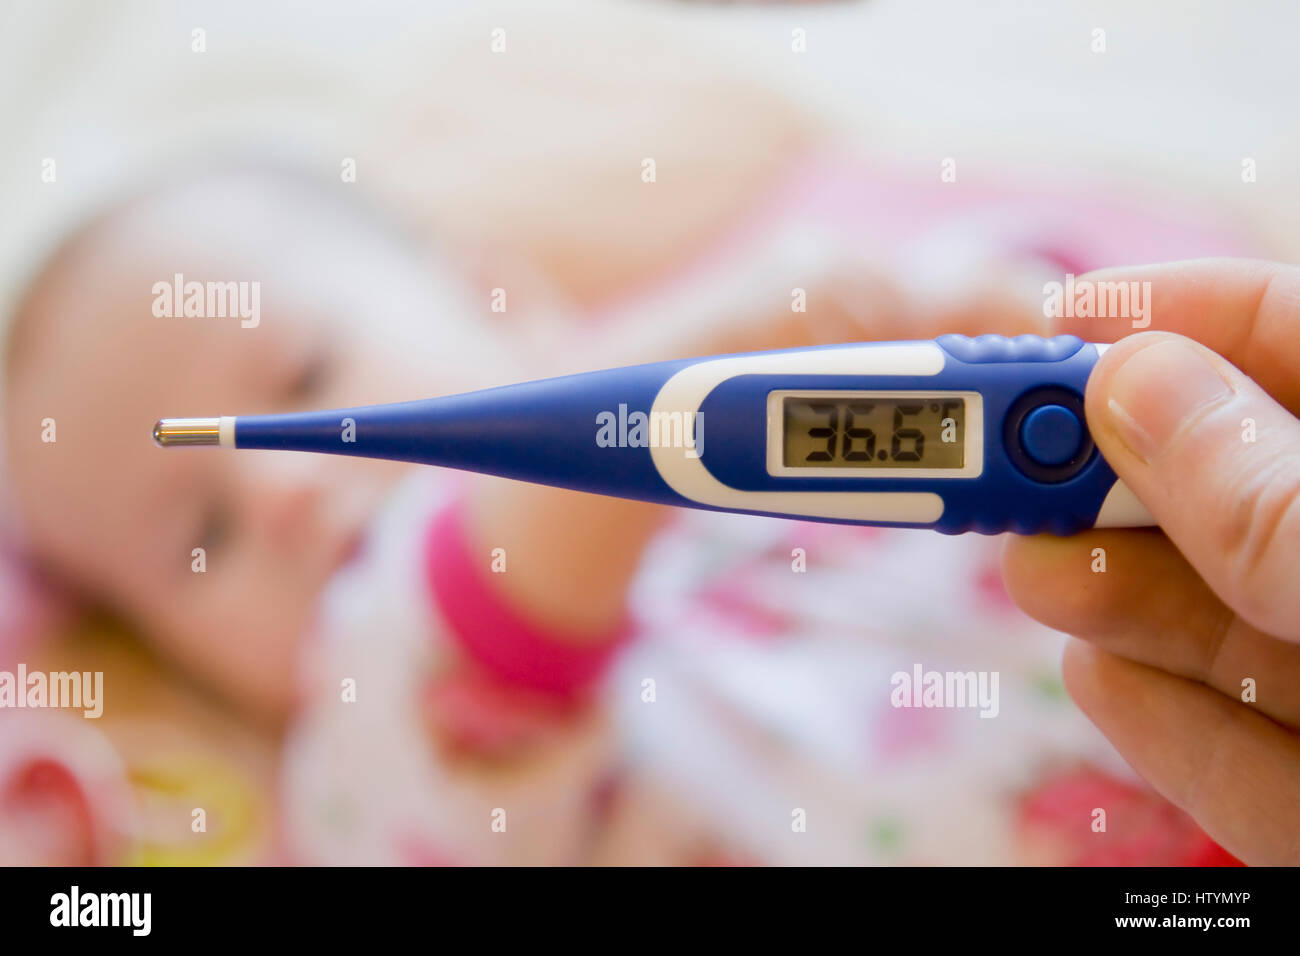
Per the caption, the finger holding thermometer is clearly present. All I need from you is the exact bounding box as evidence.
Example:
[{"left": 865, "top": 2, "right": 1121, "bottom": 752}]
[{"left": 153, "top": 334, "right": 1155, "bottom": 535}]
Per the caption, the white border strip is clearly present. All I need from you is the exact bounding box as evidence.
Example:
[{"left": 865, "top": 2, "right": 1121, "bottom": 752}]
[{"left": 649, "top": 344, "right": 946, "bottom": 524}]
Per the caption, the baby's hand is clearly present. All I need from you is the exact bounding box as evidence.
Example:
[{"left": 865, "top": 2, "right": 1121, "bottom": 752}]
[{"left": 1002, "top": 259, "right": 1300, "bottom": 864}]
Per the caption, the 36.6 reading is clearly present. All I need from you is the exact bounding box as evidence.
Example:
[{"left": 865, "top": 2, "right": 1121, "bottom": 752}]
[{"left": 782, "top": 395, "right": 965, "bottom": 469}]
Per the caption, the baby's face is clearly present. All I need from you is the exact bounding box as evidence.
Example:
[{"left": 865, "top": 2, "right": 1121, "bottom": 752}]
[{"left": 4, "top": 175, "right": 478, "bottom": 722}]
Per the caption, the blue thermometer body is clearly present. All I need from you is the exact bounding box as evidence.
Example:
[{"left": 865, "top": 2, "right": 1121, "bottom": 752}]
[{"left": 157, "top": 334, "right": 1153, "bottom": 534}]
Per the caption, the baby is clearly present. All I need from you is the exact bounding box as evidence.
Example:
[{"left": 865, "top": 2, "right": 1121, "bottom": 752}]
[
  {"left": 7, "top": 158, "right": 1273, "bottom": 865},
  {"left": 7, "top": 159, "right": 1022, "bottom": 863}
]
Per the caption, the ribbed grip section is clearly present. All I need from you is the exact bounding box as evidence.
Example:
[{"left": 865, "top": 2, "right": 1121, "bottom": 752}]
[{"left": 936, "top": 333, "right": 1084, "bottom": 364}]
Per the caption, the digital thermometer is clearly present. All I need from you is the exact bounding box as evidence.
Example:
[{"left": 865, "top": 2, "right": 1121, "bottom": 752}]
[{"left": 154, "top": 334, "right": 1154, "bottom": 534}]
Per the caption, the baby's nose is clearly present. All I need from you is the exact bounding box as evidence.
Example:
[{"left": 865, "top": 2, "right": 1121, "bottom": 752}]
[{"left": 239, "top": 453, "right": 330, "bottom": 547}]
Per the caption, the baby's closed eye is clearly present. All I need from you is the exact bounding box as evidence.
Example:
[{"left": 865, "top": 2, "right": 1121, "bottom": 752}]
[{"left": 281, "top": 345, "right": 335, "bottom": 404}]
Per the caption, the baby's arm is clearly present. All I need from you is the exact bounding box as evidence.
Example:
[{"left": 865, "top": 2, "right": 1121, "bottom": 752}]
[{"left": 281, "top": 473, "right": 642, "bottom": 865}]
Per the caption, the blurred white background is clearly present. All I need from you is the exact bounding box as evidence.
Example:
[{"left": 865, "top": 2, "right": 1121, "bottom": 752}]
[{"left": 5, "top": 0, "right": 1294, "bottom": 245}]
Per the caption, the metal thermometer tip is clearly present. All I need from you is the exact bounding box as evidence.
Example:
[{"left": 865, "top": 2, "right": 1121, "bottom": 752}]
[{"left": 153, "top": 418, "right": 224, "bottom": 447}]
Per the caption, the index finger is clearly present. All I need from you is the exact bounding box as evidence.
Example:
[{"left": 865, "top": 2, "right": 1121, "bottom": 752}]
[{"left": 1051, "top": 258, "right": 1300, "bottom": 412}]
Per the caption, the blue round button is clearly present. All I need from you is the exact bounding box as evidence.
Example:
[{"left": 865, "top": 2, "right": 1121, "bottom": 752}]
[{"left": 1019, "top": 403, "right": 1084, "bottom": 468}]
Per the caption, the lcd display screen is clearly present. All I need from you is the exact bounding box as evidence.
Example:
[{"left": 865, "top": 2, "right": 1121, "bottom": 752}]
[{"left": 782, "top": 395, "right": 966, "bottom": 469}]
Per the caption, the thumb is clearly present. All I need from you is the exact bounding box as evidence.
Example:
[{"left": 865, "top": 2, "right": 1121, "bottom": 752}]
[{"left": 1087, "top": 331, "right": 1300, "bottom": 643}]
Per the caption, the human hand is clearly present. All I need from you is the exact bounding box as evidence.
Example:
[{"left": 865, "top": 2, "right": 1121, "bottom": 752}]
[{"left": 1002, "top": 258, "right": 1300, "bottom": 864}]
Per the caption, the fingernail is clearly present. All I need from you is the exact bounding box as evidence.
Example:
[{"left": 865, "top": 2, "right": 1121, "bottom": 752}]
[{"left": 1103, "top": 338, "right": 1234, "bottom": 463}]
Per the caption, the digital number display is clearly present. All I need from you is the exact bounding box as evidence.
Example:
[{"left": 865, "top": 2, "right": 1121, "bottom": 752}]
[{"left": 782, "top": 396, "right": 965, "bottom": 469}]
